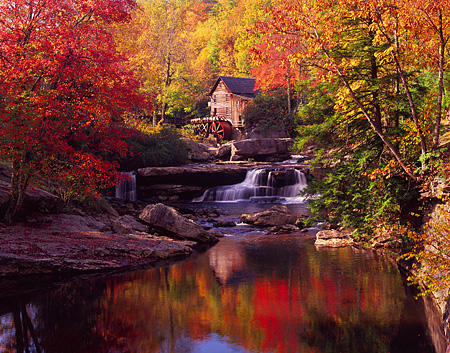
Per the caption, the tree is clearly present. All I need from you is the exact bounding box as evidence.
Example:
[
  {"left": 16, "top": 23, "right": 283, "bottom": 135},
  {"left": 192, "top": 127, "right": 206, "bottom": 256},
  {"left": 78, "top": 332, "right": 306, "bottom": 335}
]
[
  {"left": 118, "top": 0, "right": 200, "bottom": 125},
  {"left": 401, "top": 0, "right": 450, "bottom": 149},
  {"left": 249, "top": 0, "right": 450, "bottom": 181},
  {"left": 0, "top": 0, "right": 143, "bottom": 222},
  {"left": 402, "top": 200, "right": 450, "bottom": 300},
  {"left": 250, "top": 38, "right": 302, "bottom": 115},
  {"left": 247, "top": 0, "right": 445, "bottom": 232}
]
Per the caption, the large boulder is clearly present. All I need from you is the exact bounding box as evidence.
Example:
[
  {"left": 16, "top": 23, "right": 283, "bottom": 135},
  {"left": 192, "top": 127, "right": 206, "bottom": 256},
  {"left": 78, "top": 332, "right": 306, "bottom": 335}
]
[
  {"left": 110, "top": 215, "right": 148, "bottom": 234},
  {"left": 181, "top": 138, "right": 218, "bottom": 162},
  {"left": 315, "top": 230, "right": 354, "bottom": 247},
  {"left": 241, "top": 205, "right": 299, "bottom": 227},
  {"left": 139, "top": 203, "right": 219, "bottom": 243},
  {"left": 0, "top": 180, "right": 62, "bottom": 216},
  {"left": 216, "top": 143, "right": 232, "bottom": 160},
  {"left": 231, "top": 138, "right": 294, "bottom": 161}
]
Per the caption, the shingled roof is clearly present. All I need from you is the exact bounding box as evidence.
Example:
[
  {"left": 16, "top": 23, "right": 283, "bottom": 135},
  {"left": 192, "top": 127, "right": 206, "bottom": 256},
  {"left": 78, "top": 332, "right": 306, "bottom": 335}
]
[{"left": 210, "top": 76, "right": 259, "bottom": 99}]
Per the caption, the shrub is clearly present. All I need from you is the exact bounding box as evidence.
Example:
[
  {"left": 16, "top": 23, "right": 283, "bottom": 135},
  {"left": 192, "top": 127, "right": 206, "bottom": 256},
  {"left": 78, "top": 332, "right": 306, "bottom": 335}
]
[{"left": 119, "top": 125, "right": 188, "bottom": 170}]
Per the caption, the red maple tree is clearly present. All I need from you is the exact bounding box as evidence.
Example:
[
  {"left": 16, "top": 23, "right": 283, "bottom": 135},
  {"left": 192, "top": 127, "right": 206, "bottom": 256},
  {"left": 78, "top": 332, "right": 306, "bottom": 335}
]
[{"left": 0, "top": 0, "right": 145, "bottom": 222}]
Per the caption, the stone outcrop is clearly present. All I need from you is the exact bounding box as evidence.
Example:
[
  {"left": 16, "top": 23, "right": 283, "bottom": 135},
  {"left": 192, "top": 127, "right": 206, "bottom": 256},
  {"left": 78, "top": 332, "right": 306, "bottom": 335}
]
[
  {"left": 181, "top": 138, "right": 218, "bottom": 162},
  {"left": 0, "top": 180, "right": 62, "bottom": 216},
  {"left": 245, "top": 126, "right": 287, "bottom": 140},
  {"left": 369, "top": 226, "right": 404, "bottom": 250},
  {"left": 241, "top": 205, "right": 301, "bottom": 227},
  {"left": 216, "top": 143, "right": 232, "bottom": 160},
  {"left": 231, "top": 138, "right": 294, "bottom": 161},
  {"left": 314, "top": 229, "right": 355, "bottom": 247},
  {"left": 420, "top": 176, "right": 450, "bottom": 200},
  {"left": 0, "top": 213, "right": 194, "bottom": 277},
  {"left": 181, "top": 138, "right": 295, "bottom": 162},
  {"left": 139, "top": 203, "right": 219, "bottom": 243},
  {"left": 137, "top": 163, "right": 251, "bottom": 200},
  {"left": 110, "top": 214, "right": 148, "bottom": 235}
]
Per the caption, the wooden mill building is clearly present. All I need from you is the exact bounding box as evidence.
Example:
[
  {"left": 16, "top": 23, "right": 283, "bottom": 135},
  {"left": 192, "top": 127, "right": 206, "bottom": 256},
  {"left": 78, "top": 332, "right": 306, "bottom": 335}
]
[
  {"left": 190, "top": 76, "right": 259, "bottom": 140},
  {"left": 209, "top": 76, "right": 258, "bottom": 129}
]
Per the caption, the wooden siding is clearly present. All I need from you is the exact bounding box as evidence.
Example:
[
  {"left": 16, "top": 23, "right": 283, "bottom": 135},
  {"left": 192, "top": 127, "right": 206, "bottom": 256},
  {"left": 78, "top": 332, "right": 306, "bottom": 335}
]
[{"left": 210, "top": 80, "right": 248, "bottom": 127}]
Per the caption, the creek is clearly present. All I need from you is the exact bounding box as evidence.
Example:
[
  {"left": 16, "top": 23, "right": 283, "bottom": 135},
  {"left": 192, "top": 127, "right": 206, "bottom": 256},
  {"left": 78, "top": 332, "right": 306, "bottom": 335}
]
[{"left": 0, "top": 167, "right": 445, "bottom": 353}]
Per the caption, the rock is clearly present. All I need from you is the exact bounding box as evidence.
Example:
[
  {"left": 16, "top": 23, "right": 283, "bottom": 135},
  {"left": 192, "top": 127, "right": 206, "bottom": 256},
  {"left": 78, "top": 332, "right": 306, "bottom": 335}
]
[
  {"left": 212, "top": 220, "right": 236, "bottom": 228},
  {"left": 105, "top": 206, "right": 120, "bottom": 218},
  {"left": 138, "top": 164, "right": 249, "bottom": 184},
  {"left": 369, "top": 226, "right": 404, "bottom": 250},
  {"left": 0, "top": 180, "right": 63, "bottom": 216},
  {"left": 216, "top": 143, "right": 232, "bottom": 160},
  {"left": 231, "top": 138, "right": 294, "bottom": 161},
  {"left": 245, "top": 126, "right": 287, "bottom": 139},
  {"left": 0, "top": 212, "right": 196, "bottom": 278},
  {"left": 295, "top": 218, "right": 305, "bottom": 228},
  {"left": 279, "top": 224, "right": 300, "bottom": 233},
  {"left": 241, "top": 205, "right": 299, "bottom": 227},
  {"left": 314, "top": 230, "right": 354, "bottom": 247},
  {"left": 110, "top": 215, "right": 148, "bottom": 234},
  {"left": 181, "top": 138, "right": 217, "bottom": 162},
  {"left": 141, "top": 184, "right": 205, "bottom": 200},
  {"left": 420, "top": 176, "right": 450, "bottom": 199},
  {"left": 138, "top": 163, "right": 249, "bottom": 200},
  {"left": 139, "top": 203, "right": 219, "bottom": 243},
  {"left": 267, "top": 224, "right": 300, "bottom": 234}
]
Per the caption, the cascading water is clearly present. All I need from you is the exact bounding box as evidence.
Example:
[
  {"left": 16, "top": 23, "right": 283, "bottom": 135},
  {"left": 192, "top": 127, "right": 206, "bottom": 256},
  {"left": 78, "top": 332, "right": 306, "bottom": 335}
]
[
  {"left": 115, "top": 171, "right": 137, "bottom": 201},
  {"left": 193, "top": 167, "right": 307, "bottom": 203}
]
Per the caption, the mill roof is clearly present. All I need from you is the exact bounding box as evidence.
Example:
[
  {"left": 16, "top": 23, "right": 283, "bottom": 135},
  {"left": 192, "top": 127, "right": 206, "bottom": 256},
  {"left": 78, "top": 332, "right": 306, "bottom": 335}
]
[{"left": 210, "top": 76, "right": 259, "bottom": 99}]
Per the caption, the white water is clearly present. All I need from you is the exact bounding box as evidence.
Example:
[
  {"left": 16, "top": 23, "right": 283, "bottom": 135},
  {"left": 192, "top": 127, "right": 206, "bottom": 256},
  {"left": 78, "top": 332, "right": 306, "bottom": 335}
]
[
  {"left": 115, "top": 171, "right": 137, "bottom": 201},
  {"left": 193, "top": 168, "right": 307, "bottom": 203}
]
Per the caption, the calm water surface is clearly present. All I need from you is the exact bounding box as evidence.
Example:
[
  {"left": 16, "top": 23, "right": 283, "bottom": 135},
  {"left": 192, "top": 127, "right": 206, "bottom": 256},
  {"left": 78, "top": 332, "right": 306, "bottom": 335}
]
[{"left": 0, "top": 202, "right": 441, "bottom": 353}]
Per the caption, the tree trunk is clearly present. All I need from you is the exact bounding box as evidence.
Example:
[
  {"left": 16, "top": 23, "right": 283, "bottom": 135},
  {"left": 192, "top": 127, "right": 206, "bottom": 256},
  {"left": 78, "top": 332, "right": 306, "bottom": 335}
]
[
  {"left": 322, "top": 47, "right": 417, "bottom": 181},
  {"left": 160, "top": 102, "right": 167, "bottom": 124},
  {"left": 374, "top": 11, "right": 428, "bottom": 163},
  {"left": 369, "top": 25, "right": 382, "bottom": 131},
  {"left": 160, "top": 53, "right": 173, "bottom": 125},
  {"left": 287, "top": 60, "right": 291, "bottom": 115},
  {"left": 433, "top": 9, "right": 445, "bottom": 149},
  {"left": 4, "top": 159, "right": 31, "bottom": 224}
]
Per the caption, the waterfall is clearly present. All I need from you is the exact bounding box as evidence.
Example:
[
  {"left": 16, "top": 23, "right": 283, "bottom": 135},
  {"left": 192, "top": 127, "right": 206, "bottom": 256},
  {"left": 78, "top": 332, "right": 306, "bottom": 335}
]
[
  {"left": 193, "top": 168, "right": 307, "bottom": 203},
  {"left": 115, "top": 171, "right": 137, "bottom": 201}
]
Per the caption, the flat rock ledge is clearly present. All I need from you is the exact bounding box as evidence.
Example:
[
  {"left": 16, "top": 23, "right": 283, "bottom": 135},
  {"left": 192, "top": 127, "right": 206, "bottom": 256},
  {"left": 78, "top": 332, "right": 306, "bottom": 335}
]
[
  {"left": 0, "top": 213, "right": 197, "bottom": 277},
  {"left": 314, "top": 229, "right": 355, "bottom": 247}
]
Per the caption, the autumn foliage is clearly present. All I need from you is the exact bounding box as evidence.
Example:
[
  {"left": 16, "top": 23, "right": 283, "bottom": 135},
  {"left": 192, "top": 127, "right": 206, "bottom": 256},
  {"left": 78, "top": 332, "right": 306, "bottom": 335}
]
[{"left": 0, "top": 0, "right": 145, "bottom": 221}]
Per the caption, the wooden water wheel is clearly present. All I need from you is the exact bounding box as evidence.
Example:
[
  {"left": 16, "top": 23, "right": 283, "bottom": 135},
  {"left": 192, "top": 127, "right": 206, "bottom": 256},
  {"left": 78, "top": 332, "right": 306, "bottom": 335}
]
[
  {"left": 194, "top": 122, "right": 209, "bottom": 137},
  {"left": 208, "top": 120, "right": 232, "bottom": 140}
]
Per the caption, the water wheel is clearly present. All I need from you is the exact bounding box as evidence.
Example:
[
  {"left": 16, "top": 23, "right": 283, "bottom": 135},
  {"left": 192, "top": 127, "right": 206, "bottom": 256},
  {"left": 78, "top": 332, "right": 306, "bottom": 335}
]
[
  {"left": 198, "top": 122, "right": 209, "bottom": 137},
  {"left": 208, "top": 120, "right": 232, "bottom": 140},
  {"left": 192, "top": 122, "right": 209, "bottom": 137}
]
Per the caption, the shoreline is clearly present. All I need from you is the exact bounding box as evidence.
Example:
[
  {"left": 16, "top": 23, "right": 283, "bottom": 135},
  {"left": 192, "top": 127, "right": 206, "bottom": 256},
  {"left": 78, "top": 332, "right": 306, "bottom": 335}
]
[{"left": 0, "top": 212, "right": 198, "bottom": 282}]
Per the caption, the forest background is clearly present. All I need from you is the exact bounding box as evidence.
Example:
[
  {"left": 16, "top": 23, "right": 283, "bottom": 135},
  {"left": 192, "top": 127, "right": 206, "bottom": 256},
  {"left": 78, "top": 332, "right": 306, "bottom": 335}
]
[{"left": 2, "top": 0, "right": 450, "bottom": 296}]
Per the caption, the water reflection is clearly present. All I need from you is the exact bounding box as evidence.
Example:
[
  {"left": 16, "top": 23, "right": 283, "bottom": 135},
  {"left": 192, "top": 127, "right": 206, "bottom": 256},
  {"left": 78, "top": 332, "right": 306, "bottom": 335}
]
[{"left": 0, "top": 236, "right": 439, "bottom": 353}]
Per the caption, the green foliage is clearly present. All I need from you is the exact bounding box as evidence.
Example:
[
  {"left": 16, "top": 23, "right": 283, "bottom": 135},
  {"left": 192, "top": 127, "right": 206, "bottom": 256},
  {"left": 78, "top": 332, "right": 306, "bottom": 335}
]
[
  {"left": 294, "top": 80, "right": 338, "bottom": 150},
  {"left": 401, "top": 202, "right": 450, "bottom": 301},
  {"left": 304, "top": 146, "right": 416, "bottom": 236},
  {"left": 119, "top": 125, "right": 188, "bottom": 170},
  {"left": 295, "top": 77, "right": 419, "bottom": 236},
  {"left": 244, "top": 87, "right": 295, "bottom": 137}
]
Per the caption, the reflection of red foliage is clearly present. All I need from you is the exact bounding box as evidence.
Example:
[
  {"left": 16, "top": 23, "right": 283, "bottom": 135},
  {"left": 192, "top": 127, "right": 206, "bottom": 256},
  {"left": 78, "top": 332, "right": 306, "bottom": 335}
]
[
  {"left": 253, "top": 277, "right": 304, "bottom": 352},
  {"left": 34, "top": 247, "right": 401, "bottom": 353}
]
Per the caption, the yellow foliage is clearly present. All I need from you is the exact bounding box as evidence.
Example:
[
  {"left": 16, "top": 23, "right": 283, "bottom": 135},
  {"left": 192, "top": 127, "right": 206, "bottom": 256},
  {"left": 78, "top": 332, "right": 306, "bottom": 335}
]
[
  {"left": 403, "top": 203, "right": 450, "bottom": 300},
  {"left": 123, "top": 113, "right": 162, "bottom": 135}
]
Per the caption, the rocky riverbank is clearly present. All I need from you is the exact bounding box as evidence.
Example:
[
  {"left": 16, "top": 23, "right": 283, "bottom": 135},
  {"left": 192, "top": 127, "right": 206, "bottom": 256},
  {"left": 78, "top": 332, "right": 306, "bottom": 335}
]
[{"left": 0, "top": 201, "right": 223, "bottom": 279}]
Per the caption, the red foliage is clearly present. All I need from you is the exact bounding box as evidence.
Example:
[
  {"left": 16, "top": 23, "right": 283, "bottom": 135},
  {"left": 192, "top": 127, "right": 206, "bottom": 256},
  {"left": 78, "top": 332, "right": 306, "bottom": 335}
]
[{"left": 0, "top": 0, "right": 147, "bottom": 211}]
